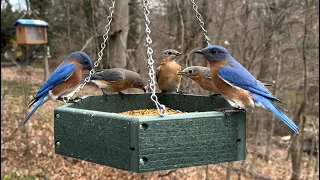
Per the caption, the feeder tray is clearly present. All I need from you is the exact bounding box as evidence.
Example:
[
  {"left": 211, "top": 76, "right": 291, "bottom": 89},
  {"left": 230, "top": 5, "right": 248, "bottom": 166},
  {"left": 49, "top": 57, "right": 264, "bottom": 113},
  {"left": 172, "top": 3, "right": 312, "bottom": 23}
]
[{"left": 54, "top": 93, "right": 246, "bottom": 173}]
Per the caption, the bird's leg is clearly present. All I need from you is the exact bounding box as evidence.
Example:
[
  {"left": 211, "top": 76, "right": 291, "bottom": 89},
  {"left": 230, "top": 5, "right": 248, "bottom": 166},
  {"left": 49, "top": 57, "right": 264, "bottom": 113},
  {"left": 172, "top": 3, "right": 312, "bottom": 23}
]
[
  {"left": 101, "top": 89, "right": 108, "bottom": 96},
  {"left": 118, "top": 91, "right": 125, "bottom": 100}
]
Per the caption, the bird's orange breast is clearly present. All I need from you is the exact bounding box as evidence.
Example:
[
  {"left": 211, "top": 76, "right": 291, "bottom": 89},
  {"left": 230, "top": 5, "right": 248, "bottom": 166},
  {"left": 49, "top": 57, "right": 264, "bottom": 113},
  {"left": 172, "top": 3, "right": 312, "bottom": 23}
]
[
  {"left": 192, "top": 74, "right": 220, "bottom": 93},
  {"left": 158, "top": 61, "right": 181, "bottom": 92},
  {"left": 209, "top": 62, "right": 253, "bottom": 108},
  {"left": 51, "top": 59, "right": 83, "bottom": 96}
]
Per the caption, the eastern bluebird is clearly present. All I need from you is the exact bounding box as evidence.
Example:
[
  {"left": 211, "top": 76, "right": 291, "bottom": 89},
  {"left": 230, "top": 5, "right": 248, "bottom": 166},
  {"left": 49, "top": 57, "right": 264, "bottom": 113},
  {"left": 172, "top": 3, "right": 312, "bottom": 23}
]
[
  {"left": 178, "top": 66, "right": 272, "bottom": 94},
  {"left": 23, "top": 51, "right": 93, "bottom": 124},
  {"left": 156, "top": 49, "right": 182, "bottom": 93},
  {"left": 178, "top": 66, "right": 220, "bottom": 94},
  {"left": 194, "top": 45, "right": 299, "bottom": 133},
  {"left": 90, "top": 68, "right": 146, "bottom": 94}
]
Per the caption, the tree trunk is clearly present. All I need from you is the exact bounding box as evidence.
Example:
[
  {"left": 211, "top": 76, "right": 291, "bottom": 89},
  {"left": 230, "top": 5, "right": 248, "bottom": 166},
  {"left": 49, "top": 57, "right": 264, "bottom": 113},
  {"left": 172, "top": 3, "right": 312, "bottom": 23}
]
[
  {"left": 108, "top": 0, "right": 129, "bottom": 68},
  {"left": 290, "top": 1, "right": 309, "bottom": 179}
]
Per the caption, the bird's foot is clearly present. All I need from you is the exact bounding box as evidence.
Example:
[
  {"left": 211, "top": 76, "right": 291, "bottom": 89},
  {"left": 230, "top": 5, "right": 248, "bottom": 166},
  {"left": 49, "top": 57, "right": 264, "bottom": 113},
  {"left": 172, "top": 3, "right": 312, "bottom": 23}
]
[
  {"left": 58, "top": 97, "right": 82, "bottom": 106},
  {"left": 176, "top": 90, "right": 186, "bottom": 95},
  {"left": 210, "top": 93, "right": 221, "bottom": 97},
  {"left": 65, "top": 98, "right": 81, "bottom": 106},
  {"left": 73, "top": 97, "right": 83, "bottom": 101},
  {"left": 118, "top": 91, "right": 125, "bottom": 100},
  {"left": 216, "top": 107, "right": 246, "bottom": 118},
  {"left": 209, "top": 94, "right": 222, "bottom": 100}
]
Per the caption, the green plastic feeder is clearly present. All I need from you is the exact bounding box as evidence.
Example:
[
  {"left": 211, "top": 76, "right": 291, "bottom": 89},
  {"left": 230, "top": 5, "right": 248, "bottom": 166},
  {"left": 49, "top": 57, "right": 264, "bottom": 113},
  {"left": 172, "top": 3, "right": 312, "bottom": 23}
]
[{"left": 54, "top": 93, "right": 246, "bottom": 172}]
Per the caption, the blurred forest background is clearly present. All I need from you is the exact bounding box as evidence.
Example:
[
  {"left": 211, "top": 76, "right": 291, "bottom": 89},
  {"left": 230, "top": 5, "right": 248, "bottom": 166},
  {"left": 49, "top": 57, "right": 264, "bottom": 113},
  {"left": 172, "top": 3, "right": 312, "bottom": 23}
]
[{"left": 1, "top": 0, "right": 319, "bottom": 179}]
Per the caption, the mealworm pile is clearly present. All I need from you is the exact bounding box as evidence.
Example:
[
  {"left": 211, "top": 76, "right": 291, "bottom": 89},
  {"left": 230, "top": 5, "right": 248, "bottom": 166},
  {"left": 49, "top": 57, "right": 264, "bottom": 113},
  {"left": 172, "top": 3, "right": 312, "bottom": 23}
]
[{"left": 120, "top": 107, "right": 184, "bottom": 116}]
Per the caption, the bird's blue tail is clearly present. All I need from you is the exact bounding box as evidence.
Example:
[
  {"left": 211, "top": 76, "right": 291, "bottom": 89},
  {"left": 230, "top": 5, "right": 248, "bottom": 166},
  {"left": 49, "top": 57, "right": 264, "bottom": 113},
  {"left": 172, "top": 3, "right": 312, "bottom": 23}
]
[
  {"left": 252, "top": 94, "right": 299, "bottom": 133},
  {"left": 23, "top": 95, "right": 47, "bottom": 124}
]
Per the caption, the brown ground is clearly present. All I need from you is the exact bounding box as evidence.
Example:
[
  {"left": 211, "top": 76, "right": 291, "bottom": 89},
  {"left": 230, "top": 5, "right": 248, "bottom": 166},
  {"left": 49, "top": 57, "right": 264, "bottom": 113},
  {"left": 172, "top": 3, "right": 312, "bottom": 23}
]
[{"left": 1, "top": 66, "right": 317, "bottom": 180}]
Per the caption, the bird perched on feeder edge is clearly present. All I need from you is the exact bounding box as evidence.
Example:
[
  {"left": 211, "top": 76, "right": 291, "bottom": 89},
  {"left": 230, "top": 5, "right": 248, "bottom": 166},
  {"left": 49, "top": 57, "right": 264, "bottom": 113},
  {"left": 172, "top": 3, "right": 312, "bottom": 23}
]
[
  {"left": 156, "top": 49, "right": 182, "bottom": 93},
  {"left": 23, "top": 51, "right": 93, "bottom": 124},
  {"left": 194, "top": 45, "right": 299, "bottom": 133},
  {"left": 90, "top": 68, "right": 146, "bottom": 94},
  {"left": 178, "top": 66, "right": 273, "bottom": 95}
]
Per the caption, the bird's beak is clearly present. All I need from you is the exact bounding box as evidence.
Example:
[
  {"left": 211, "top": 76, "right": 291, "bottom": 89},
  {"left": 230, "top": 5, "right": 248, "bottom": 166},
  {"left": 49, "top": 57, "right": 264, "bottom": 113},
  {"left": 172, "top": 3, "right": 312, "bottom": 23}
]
[
  {"left": 177, "top": 71, "right": 186, "bottom": 75},
  {"left": 176, "top": 52, "right": 182, "bottom": 56},
  {"left": 193, "top": 50, "right": 204, "bottom": 54}
]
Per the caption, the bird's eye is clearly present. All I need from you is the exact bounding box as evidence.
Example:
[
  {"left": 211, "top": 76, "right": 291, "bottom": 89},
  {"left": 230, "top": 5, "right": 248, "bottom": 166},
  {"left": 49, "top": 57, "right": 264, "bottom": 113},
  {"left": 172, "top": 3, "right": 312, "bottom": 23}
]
[
  {"left": 84, "top": 60, "right": 89, "bottom": 65},
  {"left": 167, "top": 52, "right": 172, "bottom": 55},
  {"left": 188, "top": 70, "right": 193, "bottom": 74},
  {"left": 212, "top": 49, "right": 218, "bottom": 54}
]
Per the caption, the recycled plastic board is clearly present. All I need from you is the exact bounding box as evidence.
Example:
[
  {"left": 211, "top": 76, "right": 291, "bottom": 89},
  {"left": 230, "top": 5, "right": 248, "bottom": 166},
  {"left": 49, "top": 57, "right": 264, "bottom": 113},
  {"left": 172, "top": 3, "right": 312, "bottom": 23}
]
[{"left": 54, "top": 93, "right": 246, "bottom": 172}]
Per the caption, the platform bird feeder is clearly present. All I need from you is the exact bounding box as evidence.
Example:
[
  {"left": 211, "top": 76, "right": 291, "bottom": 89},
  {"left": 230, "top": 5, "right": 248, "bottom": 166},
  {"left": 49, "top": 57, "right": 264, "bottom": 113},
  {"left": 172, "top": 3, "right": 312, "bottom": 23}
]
[
  {"left": 12, "top": 19, "right": 49, "bottom": 44},
  {"left": 54, "top": 93, "right": 246, "bottom": 172}
]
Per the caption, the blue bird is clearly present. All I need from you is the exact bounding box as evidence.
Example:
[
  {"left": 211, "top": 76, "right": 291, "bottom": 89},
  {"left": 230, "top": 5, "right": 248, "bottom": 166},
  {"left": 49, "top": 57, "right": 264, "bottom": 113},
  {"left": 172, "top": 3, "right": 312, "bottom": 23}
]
[
  {"left": 194, "top": 45, "right": 299, "bottom": 133},
  {"left": 23, "top": 51, "right": 93, "bottom": 124}
]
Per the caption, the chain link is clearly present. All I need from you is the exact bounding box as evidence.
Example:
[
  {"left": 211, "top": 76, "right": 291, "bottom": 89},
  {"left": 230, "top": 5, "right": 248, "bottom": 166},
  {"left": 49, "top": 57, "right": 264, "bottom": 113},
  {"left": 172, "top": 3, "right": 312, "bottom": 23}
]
[
  {"left": 143, "top": 0, "right": 166, "bottom": 116},
  {"left": 74, "top": 0, "right": 115, "bottom": 93},
  {"left": 190, "top": 0, "right": 211, "bottom": 46}
]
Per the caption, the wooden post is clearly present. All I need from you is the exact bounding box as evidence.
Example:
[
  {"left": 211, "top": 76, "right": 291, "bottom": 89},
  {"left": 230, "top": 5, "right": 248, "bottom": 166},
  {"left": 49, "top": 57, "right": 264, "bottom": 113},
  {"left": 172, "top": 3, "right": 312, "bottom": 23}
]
[{"left": 43, "top": 45, "right": 50, "bottom": 81}]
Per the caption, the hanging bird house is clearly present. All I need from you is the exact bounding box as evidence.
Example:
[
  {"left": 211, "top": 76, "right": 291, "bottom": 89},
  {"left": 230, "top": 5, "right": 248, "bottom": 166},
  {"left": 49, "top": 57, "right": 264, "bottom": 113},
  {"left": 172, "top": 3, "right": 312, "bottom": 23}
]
[
  {"left": 54, "top": 93, "right": 246, "bottom": 172},
  {"left": 12, "top": 19, "right": 49, "bottom": 44}
]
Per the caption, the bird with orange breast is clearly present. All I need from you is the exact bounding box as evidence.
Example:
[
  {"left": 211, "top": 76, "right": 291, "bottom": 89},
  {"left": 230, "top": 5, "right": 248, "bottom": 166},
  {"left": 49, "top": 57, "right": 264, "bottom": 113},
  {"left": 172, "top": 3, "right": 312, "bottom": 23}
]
[
  {"left": 90, "top": 68, "right": 146, "bottom": 94},
  {"left": 156, "top": 49, "right": 182, "bottom": 93},
  {"left": 194, "top": 45, "right": 299, "bottom": 133},
  {"left": 23, "top": 51, "right": 93, "bottom": 124},
  {"left": 178, "top": 66, "right": 220, "bottom": 95}
]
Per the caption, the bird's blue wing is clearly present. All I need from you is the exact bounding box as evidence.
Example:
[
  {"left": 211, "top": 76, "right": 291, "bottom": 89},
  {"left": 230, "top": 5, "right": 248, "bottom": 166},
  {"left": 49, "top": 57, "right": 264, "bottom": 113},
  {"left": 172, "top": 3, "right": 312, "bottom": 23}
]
[
  {"left": 218, "top": 64, "right": 276, "bottom": 100},
  {"left": 35, "top": 63, "right": 76, "bottom": 98}
]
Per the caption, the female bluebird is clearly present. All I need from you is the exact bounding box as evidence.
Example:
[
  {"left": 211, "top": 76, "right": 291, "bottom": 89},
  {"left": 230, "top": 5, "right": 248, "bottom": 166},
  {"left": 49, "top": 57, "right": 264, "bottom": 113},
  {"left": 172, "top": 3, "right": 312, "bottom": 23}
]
[
  {"left": 194, "top": 45, "right": 299, "bottom": 133},
  {"left": 23, "top": 51, "right": 93, "bottom": 124},
  {"left": 156, "top": 49, "right": 182, "bottom": 93},
  {"left": 90, "top": 68, "right": 146, "bottom": 94},
  {"left": 178, "top": 66, "right": 220, "bottom": 94}
]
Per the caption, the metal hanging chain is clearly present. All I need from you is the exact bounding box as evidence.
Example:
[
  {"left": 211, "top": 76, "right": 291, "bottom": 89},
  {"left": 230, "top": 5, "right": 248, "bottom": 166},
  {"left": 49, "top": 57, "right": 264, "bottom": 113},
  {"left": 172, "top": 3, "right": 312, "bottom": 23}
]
[
  {"left": 190, "top": 0, "right": 211, "bottom": 46},
  {"left": 143, "top": 0, "right": 166, "bottom": 116},
  {"left": 74, "top": 0, "right": 115, "bottom": 93}
]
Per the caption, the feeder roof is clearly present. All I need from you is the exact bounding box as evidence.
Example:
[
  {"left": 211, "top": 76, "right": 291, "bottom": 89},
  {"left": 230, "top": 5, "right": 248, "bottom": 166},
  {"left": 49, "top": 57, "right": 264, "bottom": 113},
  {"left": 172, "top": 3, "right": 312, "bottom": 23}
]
[{"left": 12, "top": 19, "right": 49, "bottom": 27}]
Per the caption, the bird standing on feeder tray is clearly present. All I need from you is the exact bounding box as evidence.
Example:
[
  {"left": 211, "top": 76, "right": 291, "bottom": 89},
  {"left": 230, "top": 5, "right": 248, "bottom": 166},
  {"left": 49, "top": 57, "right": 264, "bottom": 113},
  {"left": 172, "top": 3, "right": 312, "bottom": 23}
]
[
  {"left": 194, "top": 45, "right": 299, "bottom": 133},
  {"left": 90, "top": 68, "right": 146, "bottom": 95},
  {"left": 156, "top": 49, "right": 182, "bottom": 93},
  {"left": 178, "top": 66, "right": 273, "bottom": 95},
  {"left": 23, "top": 51, "right": 93, "bottom": 124}
]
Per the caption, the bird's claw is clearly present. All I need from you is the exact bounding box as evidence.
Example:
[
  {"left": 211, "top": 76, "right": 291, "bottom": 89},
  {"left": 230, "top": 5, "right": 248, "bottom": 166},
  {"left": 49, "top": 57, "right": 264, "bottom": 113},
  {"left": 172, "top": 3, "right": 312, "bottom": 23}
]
[
  {"left": 177, "top": 91, "right": 186, "bottom": 95},
  {"left": 216, "top": 107, "right": 246, "bottom": 118},
  {"left": 58, "top": 97, "right": 82, "bottom": 106},
  {"left": 210, "top": 93, "right": 221, "bottom": 97}
]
